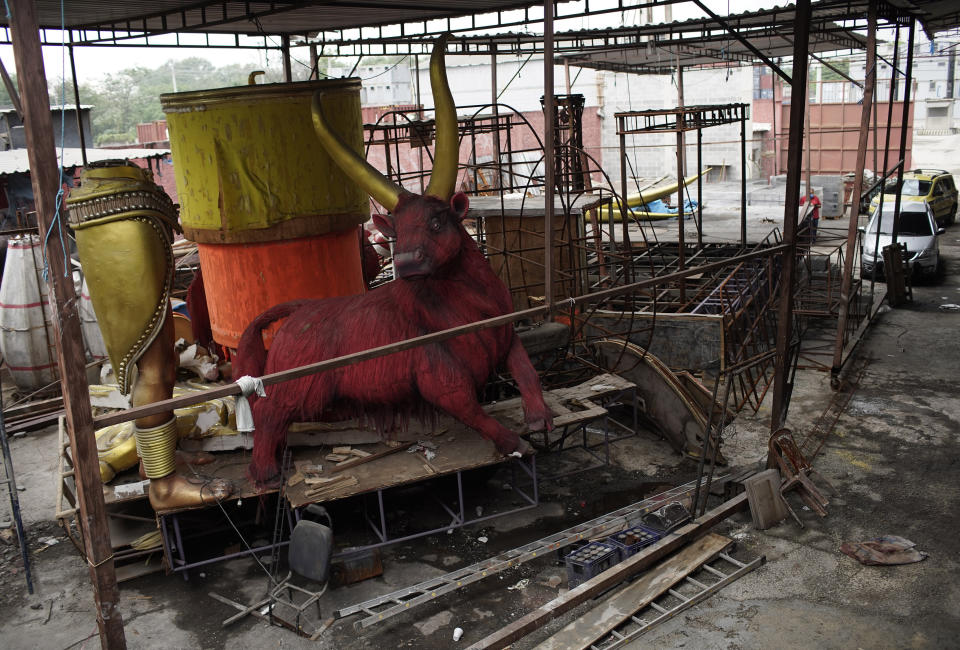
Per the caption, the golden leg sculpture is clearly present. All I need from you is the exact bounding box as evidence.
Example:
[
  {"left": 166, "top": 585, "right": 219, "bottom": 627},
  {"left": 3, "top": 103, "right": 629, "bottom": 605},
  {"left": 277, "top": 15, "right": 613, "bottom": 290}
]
[
  {"left": 134, "top": 311, "right": 230, "bottom": 511},
  {"left": 67, "top": 161, "right": 232, "bottom": 512}
]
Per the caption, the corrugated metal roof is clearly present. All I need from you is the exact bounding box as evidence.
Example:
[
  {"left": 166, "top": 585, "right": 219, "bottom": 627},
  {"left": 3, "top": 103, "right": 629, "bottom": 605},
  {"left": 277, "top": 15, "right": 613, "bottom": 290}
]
[
  {"left": 555, "top": 4, "right": 870, "bottom": 75},
  {"left": 0, "top": 148, "right": 170, "bottom": 176},
  {"left": 0, "top": 105, "right": 95, "bottom": 115},
  {"left": 4, "top": 1, "right": 556, "bottom": 36},
  {"left": 3, "top": 0, "right": 957, "bottom": 40}
]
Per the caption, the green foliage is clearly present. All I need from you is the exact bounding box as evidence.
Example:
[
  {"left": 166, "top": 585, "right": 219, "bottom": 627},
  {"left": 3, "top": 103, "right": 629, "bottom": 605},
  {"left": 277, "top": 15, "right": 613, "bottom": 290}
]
[
  {"left": 65, "top": 57, "right": 285, "bottom": 146},
  {"left": 819, "top": 58, "right": 850, "bottom": 82}
]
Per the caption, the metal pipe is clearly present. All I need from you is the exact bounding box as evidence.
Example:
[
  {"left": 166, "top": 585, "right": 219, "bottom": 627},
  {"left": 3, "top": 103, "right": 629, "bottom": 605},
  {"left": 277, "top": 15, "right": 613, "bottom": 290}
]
[
  {"left": 870, "top": 22, "right": 902, "bottom": 297},
  {"left": 68, "top": 42, "right": 87, "bottom": 166},
  {"left": 676, "top": 64, "right": 686, "bottom": 304},
  {"left": 740, "top": 109, "right": 747, "bottom": 247},
  {"left": 770, "top": 0, "right": 811, "bottom": 431},
  {"left": 0, "top": 391, "right": 32, "bottom": 593},
  {"left": 890, "top": 17, "right": 915, "bottom": 245},
  {"left": 543, "top": 0, "right": 555, "bottom": 318},
  {"left": 491, "top": 45, "right": 501, "bottom": 191},
  {"left": 94, "top": 242, "right": 790, "bottom": 429},
  {"left": 281, "top": 34, "right": 292, "bottom": 82},
  {"left": 831, "top": 2, "right": 877, "bottom": 380},
  {"left": 308, "top": 43, "right": 319, "bottom": 80},
  {"left": 697, "top": 126, "right": 703, "bottom": 248}
]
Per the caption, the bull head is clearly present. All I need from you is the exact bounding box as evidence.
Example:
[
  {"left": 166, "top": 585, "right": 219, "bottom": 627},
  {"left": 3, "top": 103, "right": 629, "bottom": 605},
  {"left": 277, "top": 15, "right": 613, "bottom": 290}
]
[{"left": 312, "top": 35, "right": 464, "bottom": 279}]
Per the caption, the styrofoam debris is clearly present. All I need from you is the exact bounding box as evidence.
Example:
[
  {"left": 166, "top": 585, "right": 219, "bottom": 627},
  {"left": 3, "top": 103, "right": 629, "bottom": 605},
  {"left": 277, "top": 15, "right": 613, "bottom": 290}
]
[
  {"left": 939, "top": 303, "right": 960, "bottom": 312},
  {"left": 477, "top": 536, "right": 488, "bottom": 544},
  {"left": 453, "top": 627, "right": 464, "bottom": 641}
]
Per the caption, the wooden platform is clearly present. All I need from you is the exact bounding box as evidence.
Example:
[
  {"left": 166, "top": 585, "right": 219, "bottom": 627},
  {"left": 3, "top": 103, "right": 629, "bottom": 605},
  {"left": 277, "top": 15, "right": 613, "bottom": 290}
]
[{"left": 78, "top": 373, "right": 634, "bottom": 515}]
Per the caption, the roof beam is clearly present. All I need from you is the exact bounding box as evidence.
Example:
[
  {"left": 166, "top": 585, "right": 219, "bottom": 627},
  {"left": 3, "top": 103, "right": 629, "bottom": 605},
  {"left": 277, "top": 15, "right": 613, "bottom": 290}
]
[{"left": 690, "top": 0, "right": 791, "bottom": 83}]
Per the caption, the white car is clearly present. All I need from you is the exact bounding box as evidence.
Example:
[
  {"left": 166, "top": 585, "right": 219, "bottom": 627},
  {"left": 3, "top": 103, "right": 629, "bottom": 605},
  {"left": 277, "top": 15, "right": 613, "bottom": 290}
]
[{"left": 860, "top": 200, "right": 944, "bottom": 279}]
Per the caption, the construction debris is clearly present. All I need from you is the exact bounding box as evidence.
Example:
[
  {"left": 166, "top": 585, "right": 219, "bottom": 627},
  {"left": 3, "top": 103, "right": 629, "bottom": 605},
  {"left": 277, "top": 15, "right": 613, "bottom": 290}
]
[
  {"left": 467, "top": 493, "right": 748, "bottom": 650},
  {"left": 840, "top": 536, "right": 928, "bottom": 566}
]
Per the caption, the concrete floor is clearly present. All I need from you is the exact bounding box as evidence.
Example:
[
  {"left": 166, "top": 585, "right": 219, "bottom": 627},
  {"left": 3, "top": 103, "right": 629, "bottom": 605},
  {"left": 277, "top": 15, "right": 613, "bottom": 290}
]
[{"left": 2, "top": 140, "right": 960, "bottom": 648}]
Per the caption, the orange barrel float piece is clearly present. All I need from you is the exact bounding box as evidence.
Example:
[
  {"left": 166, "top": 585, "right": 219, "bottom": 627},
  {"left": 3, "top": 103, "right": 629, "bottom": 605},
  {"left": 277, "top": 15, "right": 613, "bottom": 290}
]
[{"left": 161, "top": 79, "right": 369, "bottom": 349}]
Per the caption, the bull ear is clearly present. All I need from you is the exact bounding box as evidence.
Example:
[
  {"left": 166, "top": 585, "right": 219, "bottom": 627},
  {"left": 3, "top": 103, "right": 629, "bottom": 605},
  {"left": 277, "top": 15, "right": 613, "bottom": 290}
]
[
  {"left": 372, "top": 213, "right": 396, "bottom": 239},
  {"left": 450, "top": 192, "right": 469, "bottom": 222}
]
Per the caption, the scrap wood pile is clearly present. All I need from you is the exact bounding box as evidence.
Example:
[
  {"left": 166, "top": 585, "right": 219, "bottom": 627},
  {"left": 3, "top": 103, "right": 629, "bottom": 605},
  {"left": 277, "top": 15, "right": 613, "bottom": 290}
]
[
  {"left": 328, "top": 478, "right": 759, "bottom": 649},
  {"left": 464, "top": 493, "right": 758, "bottom": 649}
]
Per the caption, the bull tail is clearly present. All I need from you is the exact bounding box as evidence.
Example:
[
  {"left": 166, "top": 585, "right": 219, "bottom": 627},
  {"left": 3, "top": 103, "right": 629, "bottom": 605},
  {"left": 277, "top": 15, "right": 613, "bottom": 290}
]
[{"left": 233, "top": 301, "right": 308, "bottom": 380}]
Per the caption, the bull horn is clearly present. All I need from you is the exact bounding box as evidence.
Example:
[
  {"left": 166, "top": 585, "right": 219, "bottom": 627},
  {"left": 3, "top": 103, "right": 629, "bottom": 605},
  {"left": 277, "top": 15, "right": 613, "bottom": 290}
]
[
  {"left": 424, "top": 34, "right": 459, "bottom": 200},
  {"left": 311, "top": 91, "right": 402, "bottom": 212}
]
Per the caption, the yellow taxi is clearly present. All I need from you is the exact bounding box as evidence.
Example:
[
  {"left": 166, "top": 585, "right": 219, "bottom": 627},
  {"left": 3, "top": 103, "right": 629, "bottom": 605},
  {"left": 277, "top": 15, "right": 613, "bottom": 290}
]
[{"left": 869, "top": 169, "right": 958, "bottom": 227}]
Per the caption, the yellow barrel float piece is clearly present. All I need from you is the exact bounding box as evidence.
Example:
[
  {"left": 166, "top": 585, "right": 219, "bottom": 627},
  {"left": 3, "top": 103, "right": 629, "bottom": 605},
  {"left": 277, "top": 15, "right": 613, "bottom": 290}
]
[{"left": 161, "top": 79, "right": 369, "bottom": 349}]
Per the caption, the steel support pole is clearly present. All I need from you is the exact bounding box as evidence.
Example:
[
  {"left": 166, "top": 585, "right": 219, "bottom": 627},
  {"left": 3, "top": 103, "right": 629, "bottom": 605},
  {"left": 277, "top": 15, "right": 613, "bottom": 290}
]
[
  {"left": 770, "top": 0, "right": 811, "bottom": 431},
  {"left": 740, "top": 110, "right": 747, "bottom": 247},
  {"left": 772, "top": 73, "right": 778, "bottom": 176},
  {"left": 8, "top": 2, "right": 126, "bottom": 648},
  {"left": 676, "top": 64, "right": 686, "bottom": 304},
  {"left": 697, "top": 127, "right": 703, "bottom": 248},
  {"left": 543, "top": 0, "right": 555, "bottom": 316},
  {"left": 491, "top": 45, "right": 501, "bottom": 191},
  {"left": 870, "top": 23, "right": 902, "bottom": 299},
  {"left": 282, "top": 34, "right": 292, "bottom": 82},
  {"left": 890, "top": 18, "right": 915, "bottom": 245},
  {"left": 831, "top": 2, "right": 877, "bottom": 380},
  {"left": 308, "top": 43, "right": 318, "bottom": 80},
  {"left": 620, "top": 129, "right": 632, "bottom": 281},
  {"left": 68, "top": 41, "right": 87, "bottom": 166}
]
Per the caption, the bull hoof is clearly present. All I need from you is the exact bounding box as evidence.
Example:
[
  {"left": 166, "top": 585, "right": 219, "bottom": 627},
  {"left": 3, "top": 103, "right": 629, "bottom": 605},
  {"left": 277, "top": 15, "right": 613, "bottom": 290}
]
[
  {"left": 508, "top": 438, "right": 536, "bottom": 458},
  {"left": 525, "top": 409, "right": 554, "bottom": 433}
]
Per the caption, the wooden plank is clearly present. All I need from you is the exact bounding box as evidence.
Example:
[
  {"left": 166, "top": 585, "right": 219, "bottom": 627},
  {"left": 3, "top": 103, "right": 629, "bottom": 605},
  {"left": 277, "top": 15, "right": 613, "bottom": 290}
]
[
  {"left": 9, "top": 1, "right": 126, "bottom": 648},
  {"left": 330, "top": 441, "right": 414, "bottom": 473},
  {"left": 535, "top": 533, "right": 732, "bottom": 650},
  {"left": 467, "top": 493, "right": 747, "bottom": 650}
]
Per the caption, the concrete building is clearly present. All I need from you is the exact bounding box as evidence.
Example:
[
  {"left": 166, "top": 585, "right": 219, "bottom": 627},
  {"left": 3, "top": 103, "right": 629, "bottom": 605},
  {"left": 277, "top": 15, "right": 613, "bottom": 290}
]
[
  {"left": 910, "top": 31, "right": 959, "bottom": 133},
  {"left": 328, "top": 59, "right": 413, "bottom": 106},
  {"left": 0, "top": 104, "right": 93, "bottom": 150}
]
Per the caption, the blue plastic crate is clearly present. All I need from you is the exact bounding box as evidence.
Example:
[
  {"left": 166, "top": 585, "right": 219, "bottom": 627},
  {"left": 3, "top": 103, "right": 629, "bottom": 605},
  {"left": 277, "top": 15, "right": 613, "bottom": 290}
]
[
  {"left": 564, "top": 541, "right": 618, "bottom": 589},
  {"left": 606, "top": 525, "right": 662, "bottom": 561}
]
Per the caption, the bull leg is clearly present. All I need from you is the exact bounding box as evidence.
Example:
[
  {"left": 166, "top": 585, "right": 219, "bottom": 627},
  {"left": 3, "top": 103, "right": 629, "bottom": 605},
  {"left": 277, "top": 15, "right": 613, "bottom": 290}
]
[
  {"left": 418, "top": 375, "right": 527, "bottom": 456},
  {"left": 505, "top": 336, "right": 553, "bottom": 432},
  {"left": 248, "top": 400, "right": 295, "bottom": 488}
]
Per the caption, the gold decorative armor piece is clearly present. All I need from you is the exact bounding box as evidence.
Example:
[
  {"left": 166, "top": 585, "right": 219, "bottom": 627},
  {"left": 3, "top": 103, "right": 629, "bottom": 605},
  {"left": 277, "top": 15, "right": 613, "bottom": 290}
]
[{"left": 66, "top": 161, "right": 179, "bottom": 394}]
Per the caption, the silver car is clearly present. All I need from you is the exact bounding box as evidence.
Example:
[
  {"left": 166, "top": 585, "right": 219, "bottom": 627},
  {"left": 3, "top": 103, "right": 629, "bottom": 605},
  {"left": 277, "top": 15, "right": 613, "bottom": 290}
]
[{"left": 860, "top": 200, "right": 944, "bottom": 279}]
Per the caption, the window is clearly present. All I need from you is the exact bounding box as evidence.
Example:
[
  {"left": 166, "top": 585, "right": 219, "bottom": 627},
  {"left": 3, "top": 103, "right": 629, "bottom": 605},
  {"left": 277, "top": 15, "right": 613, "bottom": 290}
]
[
  {"left": 869, "top": 208, "right": 933, "bottom": 236},
  {"left": 930, "top": 81, "right": 938, "bottom": 91},
  {"left": 884, "top": 178, "right": 931, "bottom": 196}
]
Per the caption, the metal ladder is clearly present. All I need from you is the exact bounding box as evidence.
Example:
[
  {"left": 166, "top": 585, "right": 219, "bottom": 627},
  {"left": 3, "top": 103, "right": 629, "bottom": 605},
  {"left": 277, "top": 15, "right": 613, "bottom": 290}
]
[
  {"left": 336, "top": 478, "right": 715, "bottom": 629},
  {"left": 590, "top": 551, "right": 764, "bottom": 649}
]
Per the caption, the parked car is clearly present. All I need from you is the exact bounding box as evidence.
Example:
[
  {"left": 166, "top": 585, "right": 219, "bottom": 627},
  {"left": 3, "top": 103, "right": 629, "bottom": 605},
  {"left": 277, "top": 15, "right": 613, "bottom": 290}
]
[
  {"left": 869, "top": 169, "right": 958, "bottom": 227},
  {"left": 859, "top": 200, "right": 944, "bottom": 279}
]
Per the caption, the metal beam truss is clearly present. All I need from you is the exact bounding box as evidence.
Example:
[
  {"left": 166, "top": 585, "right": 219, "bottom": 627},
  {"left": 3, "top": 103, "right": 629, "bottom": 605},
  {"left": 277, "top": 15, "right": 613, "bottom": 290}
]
[
  {"left": 616, "top": 104, "right": 749, "bottom": 135},
  {"left": 361, "top": 103, "right": 787, "bottom": 415},
  {"left": 313, "top": 8, "right": 868, "bottom": 63}
]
